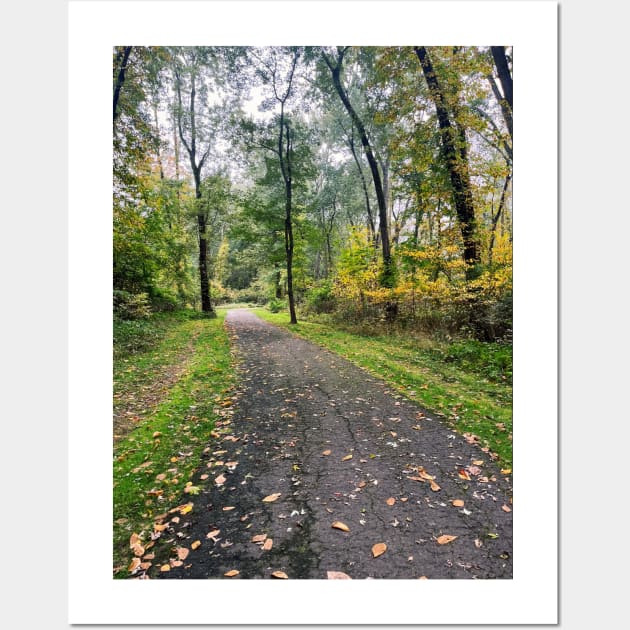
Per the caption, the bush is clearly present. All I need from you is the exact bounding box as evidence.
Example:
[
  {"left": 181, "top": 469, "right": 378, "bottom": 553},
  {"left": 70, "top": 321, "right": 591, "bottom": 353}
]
[
  {"left": 113, "top": 290, "right": 152, "bottom": 320},
  {"left": 267, "top": 298, "right": 286, "bottom": 313},
  {"left": 304, "top": 281, "right": 336, "bottom": 314}
]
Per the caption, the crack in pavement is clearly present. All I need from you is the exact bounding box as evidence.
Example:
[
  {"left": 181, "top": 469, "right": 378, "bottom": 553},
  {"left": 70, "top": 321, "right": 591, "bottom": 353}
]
[{"left": 151, "top": 309, "right": 512, "bottom": 579}]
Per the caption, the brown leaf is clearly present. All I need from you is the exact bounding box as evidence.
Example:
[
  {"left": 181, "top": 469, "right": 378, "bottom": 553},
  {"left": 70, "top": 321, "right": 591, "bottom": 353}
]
[
  {"left": 152, "top": 431, "right": 162, "bottom": 439},
  {"left": 262, "top": 538, "right": 273, "bottom": 551},
  {"left": 127, "top": 557, "right": 141, "bottom": 573},
  {"left": 222, "top": 506, "right": 235, "bottom": 511},
  {"left": 358, "top": 481, "right": 367, "bottom": 488},
  {"left": 207, "top": 529, "right": 221, "bottom": 539},
  {"left": 436, "top": 535, "right": 458, "bottom": 545},
  {"left": 199, "top": 474, "right": 209, "bottom": 480},
  {"left": 191, "top": 540, "right": 201, "bottom": 550},
  {"left": 386, "top": 497, "right": 396, "bottom": 506},
  {"left": 400, "top": 497, "right": 408, "bottom": 502},
  {"left": 170, "top": 559, "right": 183, "bottom": 568},
  {"left": 321, "top": 449, "right": 331, "bottom": 456},
  {"left": 224, "top": 569, "right": 239, "bottom": 577},
  {"left": 430, "top": 480, "right": 441, "bottom": 492},
  {"left": 176, "top": 547, "right": 189, "bottom": 560},
  {"left": 251, "top": 534, "right": 267, "bottom": 543},
  {"left": 472, "top": 460, "right": 484, "bottom": 466},
  {"left": 372, "top": 543, "right": 387, "bottom": 558},
  {"left": 417, "top": 469, "right": 434, "bottom": 481},
  {"left": 215, "top": 474, "right": 226, "bottom": 486},
  {"left": 129, "top": 533, "right": 141, "bottom": 547},
  {"left": 262, "top": 493, "right": 281, "bottom": 503},
  {"left": 160, "top": 564, "right": 170, "bottom": 572},
  {"left": 458, "top": 469, "right": 471, "bottom": 481},
  {"left": 502, "top": 504, "right": 512, "bottom": 512},
  {"left": 139, "top": 561, "right": 152, "bottom": 570},
  {"left": 327, "top": 571, "right": 352, "bottom": 579},
  {"left": 452, "top": 499, "right": 465, "bottom": 507},
  {"left": 331, "top": 521, "right": 350, "bottom": 532},
  {"left": 271, "top": 571, "right": 288, "bottom": 579},
  {"left": 131, "top": 543, "right": 145, "bottom": 557},
  {"left": 341, "top": 454, "right": 353, "bottom": 461},
  {"left": 501, "top": 468, "right": 512, "bottom": 475}
]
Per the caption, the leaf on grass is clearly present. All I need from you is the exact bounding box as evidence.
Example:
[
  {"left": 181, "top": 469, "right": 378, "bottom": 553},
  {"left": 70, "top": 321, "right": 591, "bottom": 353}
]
[
  {"left": 386, "top": 497, "right": 396, "bottom": 506},
  {"left": 129, "top": 533, "right": 141, "bottom": 547},
  {"left": 155, "top": 473, "right": 167, "bottom": 481},
  {"left": 271, "top": 571, "right": 288, "bottom": 579},
  {"left": 152, "top": 431, "right": 162, "bottom": 439},
  {"left": 452, "top": 499, "right": 465, "bottom": 507},
  {"left": 251, "top": 534, "right": 267, "bottom": 543},
  {"left": 322, "top": 449, "right": 331, "bottom": 456},
  {"left": 436, "top": 535, "right": 458, "bottom": 545},
  {"left": 341, "top": 454, "right": 353, "bottom": 461},
  {"left": 224, "top": 569, "right": 239, "bottom": 577},
  {"left": 184, "top": 485, "right": 201, "bottom": 495},
  {"left": 331, "top": 521, "right": 350, "bottom": 532},
  {"left": 327, "top": 571, "right": 352, "bottom": 579},
  {"left": 128, "top": 558, "right": 141, "bottom": 573},
  {"left": 262, "top": 538, "right": 273, "bottom": 551},
  {"left": 262, "top": 493, "right": 281, "bottom": 503},
  {"left": 176, "top": 547, "right": 189, "bottom": 560},
  {"left": 191, "top": 540, "right": 201, "bottom": 550},
  {"left": 131, "top": 543, "right": 145, "bottom": 557},
  {"left": 372, "top": 543, "right": 387, "bottom": 558}
]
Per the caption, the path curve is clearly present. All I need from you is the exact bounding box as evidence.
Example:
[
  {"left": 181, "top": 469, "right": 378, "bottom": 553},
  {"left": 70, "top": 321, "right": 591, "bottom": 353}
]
[{"left": 154, "top": 309, "right": 512, "bottom": 579}]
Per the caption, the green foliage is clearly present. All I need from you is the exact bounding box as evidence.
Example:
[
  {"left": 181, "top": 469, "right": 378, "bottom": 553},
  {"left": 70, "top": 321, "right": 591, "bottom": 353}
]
[
  {"left": 304, "top": 280, "right": 336, "bottom": 314},
  {"left": 267, "top": 298, "right": 287, "bottom": 313},
  {"left": 113, "top": 290, "right": 152, "bottom": 320}
]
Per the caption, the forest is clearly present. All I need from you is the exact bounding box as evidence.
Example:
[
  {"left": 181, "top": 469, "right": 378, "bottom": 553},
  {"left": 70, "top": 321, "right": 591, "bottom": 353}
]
[
  {"left": 112, "top": 46, "right": 514, "bottom": 578},
  {"left": 113, "top": 46, "right": 512, "bottom": 340}
]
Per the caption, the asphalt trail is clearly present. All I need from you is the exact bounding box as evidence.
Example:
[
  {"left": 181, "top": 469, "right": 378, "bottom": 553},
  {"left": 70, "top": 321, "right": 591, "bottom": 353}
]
[{"left": 153, "top": 309, "right": 512, "bottom": 579}]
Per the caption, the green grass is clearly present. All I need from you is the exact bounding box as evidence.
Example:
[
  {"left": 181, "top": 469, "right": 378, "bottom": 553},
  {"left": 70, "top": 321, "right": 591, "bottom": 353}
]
[
  {"left": 254, "top": 308, "right": 512, "bottom": 469},
  {"left": 113, "top": 310, "right": 234, "bottom": 577}
]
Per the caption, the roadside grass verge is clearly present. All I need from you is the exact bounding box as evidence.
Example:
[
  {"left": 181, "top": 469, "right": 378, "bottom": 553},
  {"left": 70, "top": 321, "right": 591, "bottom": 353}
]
[
  {"left": 113, "top": 310, "right": 234, "bottom": 577},
  {"left": 254, "top": 309, "right": 512, "bottom": 469}
]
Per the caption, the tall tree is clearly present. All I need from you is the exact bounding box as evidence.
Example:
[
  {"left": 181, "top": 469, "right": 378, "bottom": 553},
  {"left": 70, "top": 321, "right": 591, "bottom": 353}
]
[
  {"left": 414, "top": 46, "right": 480, "bottom": 279},
  {"left": 172, "top": 47, "right": 216, "bottom": 314},
  {"left": 321, "top": 47, "right": 394, "bottom": 287}
]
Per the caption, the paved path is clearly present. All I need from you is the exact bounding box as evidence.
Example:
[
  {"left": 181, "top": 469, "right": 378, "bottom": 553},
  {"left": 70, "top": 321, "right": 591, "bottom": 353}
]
[{"left": 154, "top": 309, "right": 512, "bottom": 579}]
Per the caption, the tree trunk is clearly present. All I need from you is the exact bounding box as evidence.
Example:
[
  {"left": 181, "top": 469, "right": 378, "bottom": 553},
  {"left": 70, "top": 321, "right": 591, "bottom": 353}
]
[
  {"left": 347, "top": 128, "right": 376, "bottom": 242},
  {"left": 113, "top": 46, "right": 132, "bottom": 122},
  {"left": 322, "top": 48, "right": 394, "bottom": 287},
  {"left": 415, "top": 46, "right": 479, "bottom": 280},
  {"left": 488, "top": 172, "right": 512, "bottom": 265}
]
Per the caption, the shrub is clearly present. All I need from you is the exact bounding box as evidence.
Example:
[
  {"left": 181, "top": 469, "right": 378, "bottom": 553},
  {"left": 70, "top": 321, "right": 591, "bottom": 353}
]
[
  {"left": 113, "top": 290, "right": 152, "bottom": 320},
  {"left": 267, "top": 298, "right": 286, "bottom": 313}
]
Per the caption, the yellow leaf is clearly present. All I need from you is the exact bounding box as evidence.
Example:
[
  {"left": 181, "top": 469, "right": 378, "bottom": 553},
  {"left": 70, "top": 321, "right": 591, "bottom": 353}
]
[
  {"left": 458, "top": 469, "right": 471, "bottom": 481},
  {"left": 452, "top": 499, "right": 465, "bottom": 507},
  {"left": 386, "top": 497, "right": 396, "bottom": 506},
  {"left": 191, "top": 540, "right": 201, "bottom": 550},
  {"left": 224, "top": 569, "right": 239, "bottom": 577},
  {"left": 501, "top": 468, "right": 512, "bottom": 475},
  {"left": 342, "top": 454, "right": 353, "bottom": 461},
  {"left": 180, "top": 504, "right": 193, "bottom": 515},
  {"left": 262, "top": 493, "right": 281, "bottom": 502},
  {"left": 327, "top": 571, "right": 352, "bottom": 579},
  {"left": 372, "top": 543, "right": 387, "bottom": 558},
  {"left": 271, "top": 571, "right": 288, "bottom": 579},
  {"left": 160, "top": 564, "right": 170, "bottom": 572},
  {"left": 436, "top": 535, "right": 458, "bottom": 545},
  {"left": 331, "top": 521, "right": 350, "bottom": 532}
]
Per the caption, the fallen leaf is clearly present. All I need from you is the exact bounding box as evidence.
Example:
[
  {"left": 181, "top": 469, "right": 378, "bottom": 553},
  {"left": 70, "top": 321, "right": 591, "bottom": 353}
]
[
  {"left": 131, "top": 543, "right": 145, "bottom": 557},
  {"left": 474, "top": 538, "right": 483, "bottom": 548},
  {"left": 430, "top": 480, "right": 441, "bottom": 492},
  {"left": 224, "top": 569, "right": 239, "bottom": 577},
  {"left": 262, "top": 538, "right": 273, "bottom": 551},
  {"left": 271, "top": 571, "right": 288, "bottom": 579},
  {"left": 251, "top": 534, "right": 267, "bottom": 543},
  {"left": 154, "top": 523, "right": 168, "bottom": 533},
  {"left": 215, "top": 474, "right": 226, "bottom": 486},
  {"left": 222, "top": 506, "right": 235, "bottom": 511},
  {"left": 127, "top": 558, "right": 141, "bottom": 572},
  {"left": 322, "top": 449, "right": 331, "bottom": 456},
  {"left": 386, "top": 497, "right": 396, "bottom": 506},
  {"left": 176, "top": 547, "right": 189, "bottom": 560},
  {"left": 191, "top": 540, "right": 201, "bottom": 550},
  {"left": 160, "top": 564, "right": 170, "bottom": 572},
  {"left": 332, "top": 521, "right": 350, "bottom": 532},
  {"left": 436, "top": 535, "right": 458, "bottom": 545},
  {"left": 180, "top": 504, "right": 193, "bottom": 515},
  {"left": 358, "top": 481, "right": 367, "bottom": 488},
  {"left": 139, "top": 562, "right": 152, "bottom": 570},
  {"left": 207, "top": 529, "right": 220, "bottom": 539},
  {"left": 170, "top": 560, "right": 183, "bottom": 568},
  {"left": 327, "top": 571, "right": 352, "bottom": 579},
  {"left": 200, "top": 474, "right": 209, "bottom": 480},
  {"left": 155, "top": 473, "right": 167, "bottom": 481},
  {"left": 502, "top": 504, "right": 512, "bottom": 512},
  {"left": 418, "top": 575, "right": 428, "bottom": 579},
  {"left": 372, "top": 543, "right": 387, "bottom": 558},
  {"left": 152, "top": 431, "right": 162, "bottom": 439},
  {"left": 129, "top": 533, "right": 141, "bottom": 547},
  {"left": 341, "top": 454, "right": 353, "bottom": 461},
  {"left": 501, "top": 468, "right": 512, "bottom": 475},
  {"left": 458, "top": 469, "right": 471, "bottom": 481},
  {"left": 400, "top": 497, "right": 408, "bottom": 503},
  {"left": 452, "top": 499, "right": 465, "bottom": 507},
  {"left": 472, "top": 460, "right": 484, "bottom": 466},
  {"left": 262, "top": 493, "right": 281, "bottom": 503}
]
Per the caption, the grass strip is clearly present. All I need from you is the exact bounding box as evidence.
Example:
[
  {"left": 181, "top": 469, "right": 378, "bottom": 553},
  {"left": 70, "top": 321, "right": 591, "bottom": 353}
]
[
  {"left": 254, "top": 309, "right": 512, "bottom": 468},
  {"left": 113, "top": 311, "right": 234, "bottom": 577}
]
